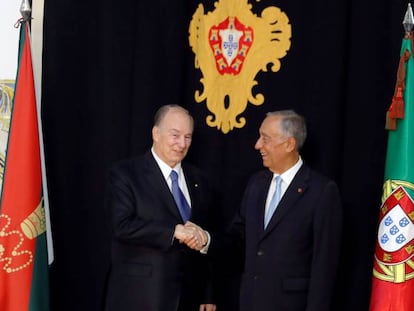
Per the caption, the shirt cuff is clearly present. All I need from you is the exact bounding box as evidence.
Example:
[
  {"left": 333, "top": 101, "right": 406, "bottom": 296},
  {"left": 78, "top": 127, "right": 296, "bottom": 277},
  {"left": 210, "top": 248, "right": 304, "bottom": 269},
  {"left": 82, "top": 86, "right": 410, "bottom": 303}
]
[{"left": 200, "top": 230, "right": 211, "bottom": 254}]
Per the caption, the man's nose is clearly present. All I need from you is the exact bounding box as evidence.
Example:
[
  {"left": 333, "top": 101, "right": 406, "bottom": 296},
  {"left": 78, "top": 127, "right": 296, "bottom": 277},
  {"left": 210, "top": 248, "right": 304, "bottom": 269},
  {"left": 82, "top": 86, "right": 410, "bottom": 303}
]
[
  {"left": 177, "top": 136, "right": 186, "bottom": 148},
  {"left": 254, "top": 138, "right": 262, "bottom": 150}
]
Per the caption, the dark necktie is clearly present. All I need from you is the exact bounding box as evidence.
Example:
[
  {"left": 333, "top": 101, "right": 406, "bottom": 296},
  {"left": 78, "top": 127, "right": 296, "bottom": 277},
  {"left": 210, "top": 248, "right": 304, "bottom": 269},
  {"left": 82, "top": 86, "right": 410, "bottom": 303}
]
[
  {"left": 170, "top": 170, "right": 191, "bottom": 222},
  {"left": 264, "top": 175, "right": 282, "bottom": 228}
]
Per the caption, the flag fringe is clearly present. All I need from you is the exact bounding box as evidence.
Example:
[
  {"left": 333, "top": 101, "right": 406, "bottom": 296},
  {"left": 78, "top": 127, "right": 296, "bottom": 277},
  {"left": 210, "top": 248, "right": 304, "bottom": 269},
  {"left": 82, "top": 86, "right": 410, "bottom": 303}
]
[{"left": 386, "top": 37, "right": 412, "bottom": 130}]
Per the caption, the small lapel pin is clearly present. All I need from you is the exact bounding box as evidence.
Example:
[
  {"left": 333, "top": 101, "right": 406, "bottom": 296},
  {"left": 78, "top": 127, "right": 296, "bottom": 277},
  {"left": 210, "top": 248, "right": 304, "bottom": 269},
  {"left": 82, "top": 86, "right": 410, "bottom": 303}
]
[
  {"left": 298, "top": 188, "right": 303, "bottom": 193},
  {"left": 194, "top": 183, "right": 199, "bottom": 188}
]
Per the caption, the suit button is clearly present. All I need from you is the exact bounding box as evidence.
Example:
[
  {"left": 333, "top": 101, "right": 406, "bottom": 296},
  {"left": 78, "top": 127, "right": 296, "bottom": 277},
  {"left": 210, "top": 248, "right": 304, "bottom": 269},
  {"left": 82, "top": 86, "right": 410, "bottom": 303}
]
[
  {"left": 254, "top": 275, "right": 259, "bottom": 280},
  {"left": 257, "top": 250, "right": 264, "bottom": 256}
]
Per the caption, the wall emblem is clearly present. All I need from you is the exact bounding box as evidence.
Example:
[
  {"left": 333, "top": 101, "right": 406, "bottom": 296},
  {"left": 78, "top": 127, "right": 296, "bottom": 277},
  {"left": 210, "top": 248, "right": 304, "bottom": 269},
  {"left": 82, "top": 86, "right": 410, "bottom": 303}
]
[{"left": 189, "top": 0, "right": 291, "bottom": 133}]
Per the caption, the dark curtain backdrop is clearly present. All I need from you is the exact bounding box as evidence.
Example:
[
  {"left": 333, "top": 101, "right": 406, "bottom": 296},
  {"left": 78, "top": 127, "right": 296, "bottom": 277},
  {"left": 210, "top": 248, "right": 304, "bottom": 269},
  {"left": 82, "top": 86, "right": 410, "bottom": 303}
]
[{"left": 41, "top": 0, "right": 407, "bottom": 310}]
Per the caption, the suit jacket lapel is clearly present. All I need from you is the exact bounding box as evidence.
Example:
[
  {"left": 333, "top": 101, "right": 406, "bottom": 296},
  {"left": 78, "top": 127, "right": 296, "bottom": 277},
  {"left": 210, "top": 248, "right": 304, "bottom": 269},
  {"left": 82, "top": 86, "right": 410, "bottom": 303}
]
[
  {"left": 260, "top": 165, "right": 311, "bottom": 238},
  {"left": 181, "top": 164, "right": 202, "bottom": 221},
  {"left": 250, "top": 172, "right": 273, "bottom": 240},
  {"left": 142, "top": 152, "right": 183, "bottom": 222}
]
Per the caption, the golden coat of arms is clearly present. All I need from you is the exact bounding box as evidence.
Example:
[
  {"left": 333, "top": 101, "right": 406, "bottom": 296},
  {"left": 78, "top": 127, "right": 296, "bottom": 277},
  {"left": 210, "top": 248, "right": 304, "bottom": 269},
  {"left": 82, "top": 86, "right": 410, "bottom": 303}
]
[{"left": 189, "top": 0, "right": 291, "bottom": 133}]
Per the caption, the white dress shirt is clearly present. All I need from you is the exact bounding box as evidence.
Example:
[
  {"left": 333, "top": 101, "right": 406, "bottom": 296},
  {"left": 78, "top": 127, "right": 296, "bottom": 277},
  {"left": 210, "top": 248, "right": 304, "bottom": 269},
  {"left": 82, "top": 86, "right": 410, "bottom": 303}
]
[
  {"left": 264, "top": 157, "right": 303, "bottom": 215},
  {"left": 151, "top": 147, "right": 192, "bottom": 207}
]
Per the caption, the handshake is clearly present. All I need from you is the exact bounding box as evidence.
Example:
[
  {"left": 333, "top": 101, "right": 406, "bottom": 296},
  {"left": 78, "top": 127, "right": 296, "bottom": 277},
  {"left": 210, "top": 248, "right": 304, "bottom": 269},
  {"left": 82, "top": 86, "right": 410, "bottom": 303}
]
[{"left": 174, "top": 221, "right": 209, "bottom": 251}]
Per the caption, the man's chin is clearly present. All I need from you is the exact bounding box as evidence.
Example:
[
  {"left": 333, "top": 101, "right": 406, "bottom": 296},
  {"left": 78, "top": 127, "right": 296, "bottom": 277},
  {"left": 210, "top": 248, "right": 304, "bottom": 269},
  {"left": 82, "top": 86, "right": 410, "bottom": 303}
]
[
  {"left": 261, "top": 160, "right": 270, "bottom": 169},
  {"left": 172, "top": 155, "right": 186, "bottom": 163}
]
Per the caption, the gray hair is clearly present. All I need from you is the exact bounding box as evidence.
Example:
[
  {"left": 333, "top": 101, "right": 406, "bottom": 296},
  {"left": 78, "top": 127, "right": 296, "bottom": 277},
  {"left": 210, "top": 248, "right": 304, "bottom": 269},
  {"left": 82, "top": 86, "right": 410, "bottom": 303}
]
[
  {"left": 154, "top": 105, "right": 194, "bottom": 129},
  {"left": 266, "top": 110, "right": 307, "bottom": 150}
]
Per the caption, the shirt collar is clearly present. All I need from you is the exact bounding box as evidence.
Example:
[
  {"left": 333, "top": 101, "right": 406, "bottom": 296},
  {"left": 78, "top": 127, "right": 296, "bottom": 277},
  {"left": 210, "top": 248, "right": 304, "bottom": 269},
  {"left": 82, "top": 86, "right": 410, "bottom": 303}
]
[
  {"left": 151, "top": 147, "right": 182, "bottom": 180},
  {"left": 275, "top": 156, "right": 303, "bottom": 185}
]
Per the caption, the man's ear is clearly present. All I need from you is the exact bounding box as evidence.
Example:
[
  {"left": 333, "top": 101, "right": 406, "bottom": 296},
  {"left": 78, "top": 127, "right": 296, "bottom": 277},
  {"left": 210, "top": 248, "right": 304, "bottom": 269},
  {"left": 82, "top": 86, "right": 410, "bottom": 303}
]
[
  {"left": 152, "top": 126, "right": 159, "bottom": 142},
  {"left": 286, "top": 136, "right": 297, "bottom": 152}
]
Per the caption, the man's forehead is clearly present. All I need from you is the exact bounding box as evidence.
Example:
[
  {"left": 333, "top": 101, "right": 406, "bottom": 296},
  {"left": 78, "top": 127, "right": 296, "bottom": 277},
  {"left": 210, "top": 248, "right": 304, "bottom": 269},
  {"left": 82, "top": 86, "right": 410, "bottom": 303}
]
[{"left": 261, "top": 117, "right": 281, "bottom": 132}]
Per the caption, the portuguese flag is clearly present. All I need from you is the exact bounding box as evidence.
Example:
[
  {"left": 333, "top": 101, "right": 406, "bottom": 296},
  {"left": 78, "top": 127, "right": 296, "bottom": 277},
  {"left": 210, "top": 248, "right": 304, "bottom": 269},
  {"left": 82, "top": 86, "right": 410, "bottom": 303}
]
[
  {"left": 369, "top": 18, "right": 414, "bottom": 311},
  {"left": 0, "top": 21, "right": 50, "bottom": 311}
]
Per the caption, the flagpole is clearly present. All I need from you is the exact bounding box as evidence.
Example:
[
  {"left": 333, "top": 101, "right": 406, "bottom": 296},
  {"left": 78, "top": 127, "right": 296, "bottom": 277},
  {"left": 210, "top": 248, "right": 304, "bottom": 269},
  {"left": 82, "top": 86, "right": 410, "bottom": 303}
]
[{"left": 403, "top": 3, "right": 414, "bottom": 37}]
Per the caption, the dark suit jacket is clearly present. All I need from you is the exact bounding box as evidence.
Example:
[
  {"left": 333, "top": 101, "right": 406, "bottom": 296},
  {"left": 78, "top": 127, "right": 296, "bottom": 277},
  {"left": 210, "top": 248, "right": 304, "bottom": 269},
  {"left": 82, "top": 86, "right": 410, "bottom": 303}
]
[
  {"left": 104, "top": 151, "right": 214, "bottom": 311},
  {"left": 233, "top": 164, "right": 342, "bottom": 311}
]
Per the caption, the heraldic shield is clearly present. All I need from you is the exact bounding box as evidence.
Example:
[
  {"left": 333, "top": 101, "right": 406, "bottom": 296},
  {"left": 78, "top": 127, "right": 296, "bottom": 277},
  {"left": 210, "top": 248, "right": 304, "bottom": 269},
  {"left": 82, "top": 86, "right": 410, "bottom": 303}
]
[{"left": 374, "top": 184, "right": 414, "bottom": 283}]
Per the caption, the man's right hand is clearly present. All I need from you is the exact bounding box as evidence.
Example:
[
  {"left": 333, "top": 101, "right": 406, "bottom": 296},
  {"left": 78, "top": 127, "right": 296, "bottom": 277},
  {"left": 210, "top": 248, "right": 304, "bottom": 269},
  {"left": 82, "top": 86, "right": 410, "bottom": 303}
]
[{"left": 174, "top": 224, "right": 206, "bottom": 250}]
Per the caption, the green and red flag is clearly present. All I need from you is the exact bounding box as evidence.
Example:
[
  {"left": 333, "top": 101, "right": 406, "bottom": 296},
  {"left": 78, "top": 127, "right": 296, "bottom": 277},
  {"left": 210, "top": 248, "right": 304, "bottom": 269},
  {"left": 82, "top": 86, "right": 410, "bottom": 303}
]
[
  {"left": 369, "top": 5, "right": 414, "bottom": 311},
  {"left": 0, "top": 20, "right": 50, "bottom": 311}
]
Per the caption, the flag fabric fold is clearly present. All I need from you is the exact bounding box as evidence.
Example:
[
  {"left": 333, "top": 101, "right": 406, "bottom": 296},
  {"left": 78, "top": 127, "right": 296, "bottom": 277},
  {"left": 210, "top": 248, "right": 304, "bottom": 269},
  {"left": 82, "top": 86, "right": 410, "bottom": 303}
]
[
  {"left": 369, "top": 33, "right": 414, "bottom": 311},
  {"left": 0, "top": 21, "right": 50, "bottom": 311}
]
